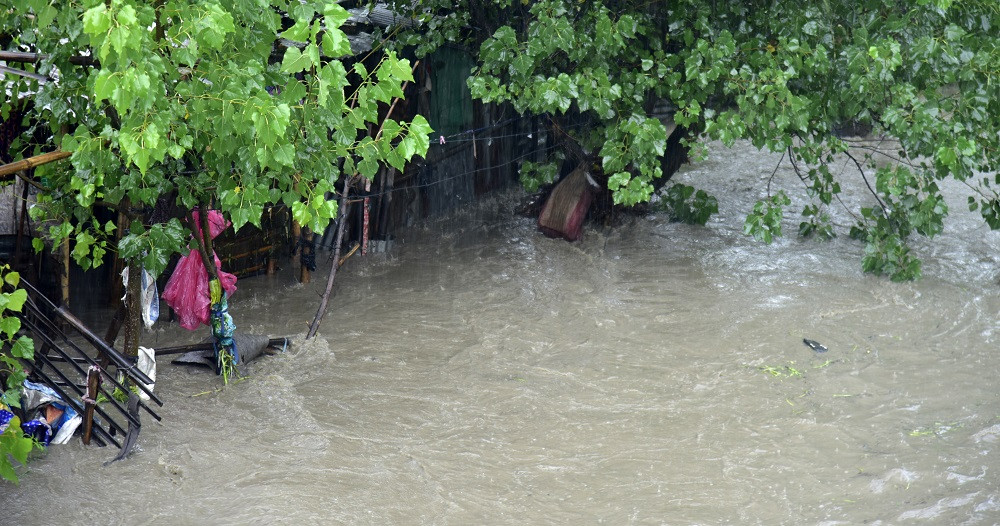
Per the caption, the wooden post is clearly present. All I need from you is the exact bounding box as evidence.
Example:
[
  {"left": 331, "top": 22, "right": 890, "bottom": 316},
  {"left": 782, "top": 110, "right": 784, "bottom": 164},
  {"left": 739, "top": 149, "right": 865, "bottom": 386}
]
[
  {"left": 362, "top": 170, "right": 372, "bottom": 256},
  {"left": 376, "top": 168, "right": 394, "bottom": 242},
  {"left": 104, "top": 303, "right": 126, "bottom": 349},
  {"left": 299, "top": 228, "right": 313, "bottom": 284},
  {"left": 81, "top": 366, "right": 100, "bottom": 445},
  {"left": 532, "top": 116, "right": 540, "bottom": 163},
  {"left": 291, "top": 218, "right": 302, "bottom": 272}
]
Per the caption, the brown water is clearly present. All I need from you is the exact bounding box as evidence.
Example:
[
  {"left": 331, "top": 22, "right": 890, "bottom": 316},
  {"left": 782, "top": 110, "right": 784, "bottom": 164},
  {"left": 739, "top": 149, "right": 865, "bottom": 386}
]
[{"left": 3, "top": 140, "right": 999, "bottom": 525}]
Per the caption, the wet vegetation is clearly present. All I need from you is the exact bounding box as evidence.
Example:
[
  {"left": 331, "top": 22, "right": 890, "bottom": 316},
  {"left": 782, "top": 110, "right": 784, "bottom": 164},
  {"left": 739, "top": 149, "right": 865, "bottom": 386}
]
[{"left": 382, "top": 0, "right": 1000, "bottom": 280}]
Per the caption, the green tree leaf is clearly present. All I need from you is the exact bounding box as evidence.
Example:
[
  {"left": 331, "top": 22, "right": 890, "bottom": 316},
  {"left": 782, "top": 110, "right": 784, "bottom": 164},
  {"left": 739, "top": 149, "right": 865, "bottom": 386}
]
[
  {"left": 4, "top": 289, "right": 27, "bottom": 313},
  {"left": 11, "top": 335, "right": 34, "bottom": 359},
  {"left": 1, "top": 315, "right": 21, "bottom": 340},
  {"left": 280, "top": 47, "right": 313, "bottom": 73}
]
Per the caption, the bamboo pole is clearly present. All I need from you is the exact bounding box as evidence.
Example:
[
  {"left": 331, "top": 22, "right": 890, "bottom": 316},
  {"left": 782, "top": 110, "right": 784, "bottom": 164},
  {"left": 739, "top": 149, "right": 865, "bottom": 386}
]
[
  {"left": 221, "top": 244, "right": 275, "bottom": 262},
  {"left": 0, "top": 150, "right": 71, "bottom": 178},
  {"left": 339, "top": 243, "right": 360, "bottom": 267},
  {"left": 0, "top": 64, "right": 49, "bottom": 82},
  {"left": 234, "top": 262, "right": 266, "bottom": 277},
  {"left": 0, "top": 50, "right": 97, "bottom": 65}
]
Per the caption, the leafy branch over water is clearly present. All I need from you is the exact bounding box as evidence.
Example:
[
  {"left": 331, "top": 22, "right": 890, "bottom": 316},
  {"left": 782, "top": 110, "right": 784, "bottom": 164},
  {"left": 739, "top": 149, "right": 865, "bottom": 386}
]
[
  {"left": 380, "top": 0, "right": 1000, "bottom": 280},
  {"left": 0, "top": 265, "right": 39, "bottom": 484}
]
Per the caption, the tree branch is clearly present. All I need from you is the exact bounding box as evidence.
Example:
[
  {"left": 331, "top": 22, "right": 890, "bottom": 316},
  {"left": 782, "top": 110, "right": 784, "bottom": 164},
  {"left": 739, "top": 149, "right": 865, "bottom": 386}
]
[
  {"left": 307, "top": 181, "right": 353, "bottom": 339},
  {"left": 844, "top": 150, "right": 888, "bottom": 213},
  {"left": 766, "top": 149, "right": 786, "bottom": 197},
  {"left": 190, "top": 205, "right": 221, "bottom": 285}
]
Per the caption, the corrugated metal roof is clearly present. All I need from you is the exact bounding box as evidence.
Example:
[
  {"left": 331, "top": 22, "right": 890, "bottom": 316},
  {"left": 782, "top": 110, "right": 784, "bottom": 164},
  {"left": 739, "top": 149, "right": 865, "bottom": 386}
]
[
  {"left": 279, "top": 33, "right": 375, "bottom": 56},
  {"left": 346, "top": 3, "right": 416, "bottom": 29},
  {"left": 349, "top": 32, "right": 374, "bottom": 55}
]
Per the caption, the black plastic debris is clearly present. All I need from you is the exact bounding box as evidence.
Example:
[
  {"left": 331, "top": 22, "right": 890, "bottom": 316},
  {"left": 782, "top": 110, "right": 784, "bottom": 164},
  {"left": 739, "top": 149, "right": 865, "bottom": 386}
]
[{"left": 803, "top": 339, "right": 828, "bottom": 353}]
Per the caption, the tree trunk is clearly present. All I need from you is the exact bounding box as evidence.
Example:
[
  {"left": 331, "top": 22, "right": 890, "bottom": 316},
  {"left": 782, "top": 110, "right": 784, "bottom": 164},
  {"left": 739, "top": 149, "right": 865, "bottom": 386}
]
[
  {"left": 109, "top": 208, "right": 127, "bottom": 305},
  {"left": 81, "top": 366, "right": 100, "bottom": 445},
  {"left": 191, "top": 205, "right": 221, "bottom": 283},
  {"left": 122, "top": 261, "right": 142, "bottom": 358}
]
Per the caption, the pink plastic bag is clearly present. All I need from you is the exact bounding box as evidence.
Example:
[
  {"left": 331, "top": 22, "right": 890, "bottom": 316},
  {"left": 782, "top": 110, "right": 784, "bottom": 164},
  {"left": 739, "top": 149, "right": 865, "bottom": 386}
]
[
  {"left": 191, "top": 209, "right": 230, "bottom": 240},
  {"left": 161, "top": 210, "right": 237, "bottom": 330}
]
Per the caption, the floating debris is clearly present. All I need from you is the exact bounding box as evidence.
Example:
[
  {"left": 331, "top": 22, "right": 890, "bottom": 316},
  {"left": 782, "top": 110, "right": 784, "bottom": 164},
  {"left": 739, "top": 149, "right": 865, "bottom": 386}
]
[{"left": 803, "top": 338, "right": 828, "bottom": 353}]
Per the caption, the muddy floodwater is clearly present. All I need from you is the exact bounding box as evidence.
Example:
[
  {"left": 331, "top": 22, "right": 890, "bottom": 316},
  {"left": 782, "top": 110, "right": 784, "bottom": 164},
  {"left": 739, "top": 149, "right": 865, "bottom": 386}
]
[{"left": 3, "top": 140, "right": 1000, "bottom": 524}]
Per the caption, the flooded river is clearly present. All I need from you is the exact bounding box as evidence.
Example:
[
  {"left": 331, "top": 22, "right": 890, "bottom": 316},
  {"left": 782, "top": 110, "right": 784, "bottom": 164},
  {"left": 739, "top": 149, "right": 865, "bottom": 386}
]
[{"left": 3, "top": 140, "right": 1000, "bottom": 524}]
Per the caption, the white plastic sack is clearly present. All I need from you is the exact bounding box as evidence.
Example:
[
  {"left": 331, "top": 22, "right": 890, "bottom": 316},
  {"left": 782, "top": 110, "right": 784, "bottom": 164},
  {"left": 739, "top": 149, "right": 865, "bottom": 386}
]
[
  {"left": 136, "top": 346, "right": 156, "bottom": 401},
  {"left": 121, "top": 267, "right": 160, "bottom": 329},
  {"left": 50, "top": 415, "right": 82, "bottom": 445}
]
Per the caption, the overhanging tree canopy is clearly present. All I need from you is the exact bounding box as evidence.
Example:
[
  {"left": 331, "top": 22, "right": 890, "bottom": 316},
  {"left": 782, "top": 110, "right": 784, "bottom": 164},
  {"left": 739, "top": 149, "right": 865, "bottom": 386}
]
[
  {"left": 2, "top": 0, "right": 431, "bottom": 276},
  {"left": 381, "top": 0, "right": 999, "bottom": 280}
]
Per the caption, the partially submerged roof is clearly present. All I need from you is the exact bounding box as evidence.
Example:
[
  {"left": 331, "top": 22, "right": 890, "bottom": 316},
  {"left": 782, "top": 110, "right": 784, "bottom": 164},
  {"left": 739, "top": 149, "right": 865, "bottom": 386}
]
[
  {"left": 346, "top": 3, "right": 417, "bottom": 29},
  {"left": 342, "top": 2, "right": 426, "bottom": 54}
]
